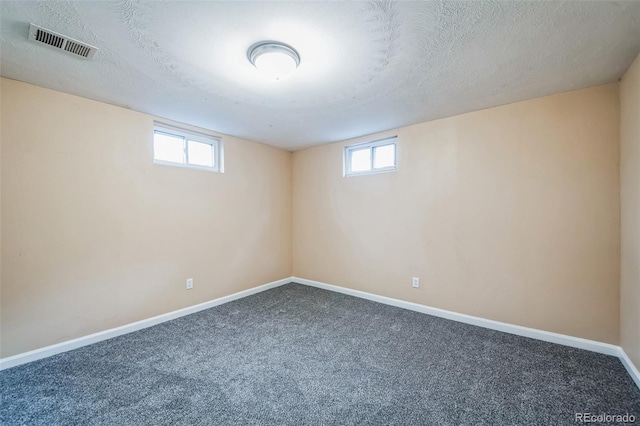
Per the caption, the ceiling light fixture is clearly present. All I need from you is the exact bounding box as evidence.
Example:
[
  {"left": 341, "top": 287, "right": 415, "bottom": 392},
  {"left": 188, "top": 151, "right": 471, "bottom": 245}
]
[{"left": 248, "top": 41, "right": 300, "bottom": 82}]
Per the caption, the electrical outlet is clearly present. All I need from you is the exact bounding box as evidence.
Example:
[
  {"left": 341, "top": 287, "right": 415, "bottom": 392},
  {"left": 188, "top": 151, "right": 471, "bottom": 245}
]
[
  {"left": 412, "top": 277, "right": 420, "bottom": 288},
  {"left": 186, "top": 278, "right": 193, "bottom": 290}
]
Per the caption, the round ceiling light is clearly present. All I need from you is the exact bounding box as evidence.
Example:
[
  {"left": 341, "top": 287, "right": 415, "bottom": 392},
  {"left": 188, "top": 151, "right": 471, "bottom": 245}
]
[{"left": 248, "top": 41, "right": 300, "bottom": 82}]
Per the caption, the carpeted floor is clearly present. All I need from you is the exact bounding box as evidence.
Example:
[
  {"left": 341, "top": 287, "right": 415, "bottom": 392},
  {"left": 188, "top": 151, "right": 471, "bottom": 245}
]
[{"left": 1, "top": 283, "right": 638, "bottom": 425}]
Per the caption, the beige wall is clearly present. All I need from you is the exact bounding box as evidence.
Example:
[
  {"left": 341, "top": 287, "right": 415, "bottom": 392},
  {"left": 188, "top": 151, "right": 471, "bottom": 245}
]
[
  {"left": 0, "top": 78, "right": 292, "bottom": 358},
  {"left": 293, "top": 84, "right": 621, "bottom": 344},
  {"left": 620, "top": 53, "right": 640, "bottom": 370},
  {"left": 0, "top": 76, "right": 629, "bottom": 358}
]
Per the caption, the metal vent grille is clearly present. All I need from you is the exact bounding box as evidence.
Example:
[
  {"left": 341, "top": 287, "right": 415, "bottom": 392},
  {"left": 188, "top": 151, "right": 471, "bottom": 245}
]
[
  {"left": 28, "top": 24, "right": 97, "bottom": 60},
  {"left": 35, "top": 28, "right": 64, "bottom": 48},
  {"left": 64, "top": 40, "right": 91, "bottom": 58}
]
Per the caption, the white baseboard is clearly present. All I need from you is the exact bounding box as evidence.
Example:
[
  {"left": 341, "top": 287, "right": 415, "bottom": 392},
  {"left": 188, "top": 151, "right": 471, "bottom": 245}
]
[
  {"left": 618, "top": 348, "right": 640, "bottom": 390},
  {"left": 292, "top": 277, "right": 640, "bottom": 389},
  {"left": 0, "top": 277, "right": 291, "bottom": 371},
  {"left": 291, "top": 277, "right": 622, "bottom": 357},
  {"left": 3, "top": 275, "right": 639, "bottom": 391}
]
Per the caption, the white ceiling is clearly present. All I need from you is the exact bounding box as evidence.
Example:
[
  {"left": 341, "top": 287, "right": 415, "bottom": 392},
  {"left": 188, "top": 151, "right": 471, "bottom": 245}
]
[{"left": 1, "top": 1, "right": 639, "bottom": 151}]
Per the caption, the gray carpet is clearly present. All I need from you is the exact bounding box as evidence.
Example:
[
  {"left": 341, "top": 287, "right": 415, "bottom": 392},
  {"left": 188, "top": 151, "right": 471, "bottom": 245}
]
[{"left": 1, "top": 283, "right": 638, "bottom": 425}]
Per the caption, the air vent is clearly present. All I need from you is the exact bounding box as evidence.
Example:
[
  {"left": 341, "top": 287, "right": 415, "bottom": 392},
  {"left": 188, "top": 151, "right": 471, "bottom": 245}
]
[{"left": 28, "top": 23, "right": 97, "bottom": 60}]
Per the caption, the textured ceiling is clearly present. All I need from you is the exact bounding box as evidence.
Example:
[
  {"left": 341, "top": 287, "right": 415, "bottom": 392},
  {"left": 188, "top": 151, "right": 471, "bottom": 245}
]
[{"left": 1, "top": 1, "right": 639, "bottom": 150}]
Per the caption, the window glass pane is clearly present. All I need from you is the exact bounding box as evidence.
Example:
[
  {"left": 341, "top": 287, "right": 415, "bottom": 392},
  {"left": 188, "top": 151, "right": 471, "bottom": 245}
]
[
  {"left": 154, "top": 132, "right": 185, "bottom": 164},
  {"left": 373, "top": 144, "right": 395, "bottom": 169},
  {"left": 350, "top": 148, "right": 371, "bottom": 172},
  {"left": 187, "top": 140, "right": 214, "bottom": 167}
]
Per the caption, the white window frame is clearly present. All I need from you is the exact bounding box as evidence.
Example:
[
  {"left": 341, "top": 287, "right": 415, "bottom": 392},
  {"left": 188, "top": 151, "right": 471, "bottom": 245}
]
[
  {"left": 344, "top": 136, "right": 397, "bottom": 177},
  {"left": 153, "top": 122, "right": 222, "bottom": 172}
]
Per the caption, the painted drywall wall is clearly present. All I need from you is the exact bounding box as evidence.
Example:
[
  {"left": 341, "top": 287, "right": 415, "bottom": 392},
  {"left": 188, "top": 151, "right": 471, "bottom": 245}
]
[
  {"left": 293, "top": 84, "right": 620, "bottom": 344},
  {"left": 620, "top": 53, "right": 640, "bottom": 370},
  {"left": 0, "top": 78, "right": 292, "bottom": 358}
]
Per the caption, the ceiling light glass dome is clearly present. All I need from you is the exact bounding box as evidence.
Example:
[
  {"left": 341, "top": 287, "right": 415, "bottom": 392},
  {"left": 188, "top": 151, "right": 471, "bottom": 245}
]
[{"left": 248, "top": 41, "right": 300, "bottom": 82}]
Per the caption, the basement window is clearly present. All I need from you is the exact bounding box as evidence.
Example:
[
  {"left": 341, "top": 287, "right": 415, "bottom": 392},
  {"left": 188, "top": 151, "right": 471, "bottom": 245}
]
[
  {"left": 153, "top": 123, "right": 221, "bottom": 172},
  {"left": 344, "top": 137, "right": 397, "bottom": 176}
]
